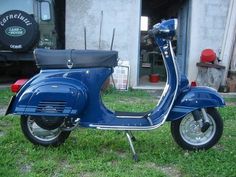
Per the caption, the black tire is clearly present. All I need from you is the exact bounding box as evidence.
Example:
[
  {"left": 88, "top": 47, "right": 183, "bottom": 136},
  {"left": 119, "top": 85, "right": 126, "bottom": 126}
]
[
  {"left": 20, "top": 116, "right": 71, "bottom": 147},
  {"left": 0, "top": 10, "right": 39, "bottom": 52},
  {"left": 171, "top": 108, "right": 223, "bottom": 150}
]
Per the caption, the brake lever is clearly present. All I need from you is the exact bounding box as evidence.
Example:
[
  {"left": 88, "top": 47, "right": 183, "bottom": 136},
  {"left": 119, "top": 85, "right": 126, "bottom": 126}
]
[
  {"left": 143, "top": 29, "right": 154, "bottom": 40},
  {"left": 143, "top": 34, "right": 150, "bottom": 40}
]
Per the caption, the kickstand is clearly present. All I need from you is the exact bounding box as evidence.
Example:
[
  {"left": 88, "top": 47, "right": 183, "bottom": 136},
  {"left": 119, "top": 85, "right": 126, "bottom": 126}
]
[
  {"left": 129, "top": 131, "right": 136, "bottom": 141},
  {"left": 125, "top": 131, "right": 138, "bottom": 162}
]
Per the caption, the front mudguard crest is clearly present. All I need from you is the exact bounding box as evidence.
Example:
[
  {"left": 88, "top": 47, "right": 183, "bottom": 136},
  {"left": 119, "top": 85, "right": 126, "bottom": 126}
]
[{"left": 167, "top": 86, "right": 225, "bottom": 121}]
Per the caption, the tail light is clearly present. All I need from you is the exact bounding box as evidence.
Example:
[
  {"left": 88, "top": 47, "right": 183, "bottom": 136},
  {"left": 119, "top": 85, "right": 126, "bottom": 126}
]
[
  {"left": 191, "top": 81, "right": 197, "bottom": 87},
  {"left": 11, "top": 79, "right": 28, "bottom": 93}
]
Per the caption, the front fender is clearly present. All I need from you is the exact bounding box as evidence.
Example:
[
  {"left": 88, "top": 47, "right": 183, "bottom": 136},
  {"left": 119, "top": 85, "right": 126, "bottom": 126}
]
[{"left": 167, "top": 86, "right": 225, "bottom": 121}]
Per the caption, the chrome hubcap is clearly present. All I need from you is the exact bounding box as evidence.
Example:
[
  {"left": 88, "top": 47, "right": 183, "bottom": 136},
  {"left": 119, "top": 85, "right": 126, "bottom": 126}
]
[
  {"left": 179, "top": 112, "right": 216, "bottom": 146},
  {"left": 27, "top": 117, "right": 61, "bottom": 142}
]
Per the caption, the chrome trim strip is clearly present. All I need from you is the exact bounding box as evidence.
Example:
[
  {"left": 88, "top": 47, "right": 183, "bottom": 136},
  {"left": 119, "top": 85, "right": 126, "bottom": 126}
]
[
  {"left": 147, "top": 117, "right": 153, "bottom": 126},
  {"left": 116, "top": 115, "right": 144, "bottom": 119},
  {"left": 89, "top": 40, "right": 179, "bottom": 131},
  {"left": 174, "top": 19, "right": 178, "bottom": 30},
  {"left": 89, "top": 124, "right": 162, "bottom": 131}
]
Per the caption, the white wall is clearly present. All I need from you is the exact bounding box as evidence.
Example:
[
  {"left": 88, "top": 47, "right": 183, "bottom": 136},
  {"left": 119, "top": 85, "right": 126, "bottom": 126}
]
[
  {"left": 66, "top": 0, "right": 141, "bottom": 86},
  {"left": 187, "top": 0, "right": 230, "bottom": 82},
  {"left": 66, "top": 0, "right": 232, "bottom": 88},
  {"left": 220, "top": 0, "right": 236, "bottom": 84}
]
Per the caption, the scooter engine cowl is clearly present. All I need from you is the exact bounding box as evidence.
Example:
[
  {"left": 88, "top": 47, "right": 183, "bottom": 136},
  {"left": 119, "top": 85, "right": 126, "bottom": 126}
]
[{"left": 14, "top": 82, "right": 88, "bottom": 117}]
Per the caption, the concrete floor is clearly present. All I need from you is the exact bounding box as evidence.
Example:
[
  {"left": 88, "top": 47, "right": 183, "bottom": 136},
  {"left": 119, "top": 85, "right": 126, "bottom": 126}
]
[{"left": 137, "top": 75, "right": 166, "bottom": 90}]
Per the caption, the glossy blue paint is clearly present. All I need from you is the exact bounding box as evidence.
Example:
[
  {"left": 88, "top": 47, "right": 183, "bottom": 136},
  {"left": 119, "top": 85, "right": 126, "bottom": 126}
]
[
  {"left": 7, "top": 19, "right": 225, "bottom": 130},
  {"left": 167, "top": 86, "right": 225, "bottom": 121},
  {"left": 148, "top": 38, "right": 178, "bottom": 125}
]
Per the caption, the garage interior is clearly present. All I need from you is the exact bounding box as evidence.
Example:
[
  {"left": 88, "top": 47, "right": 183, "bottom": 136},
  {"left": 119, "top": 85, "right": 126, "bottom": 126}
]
[{"left": 139, "top": 0, "right": 187, "bottom": 87}]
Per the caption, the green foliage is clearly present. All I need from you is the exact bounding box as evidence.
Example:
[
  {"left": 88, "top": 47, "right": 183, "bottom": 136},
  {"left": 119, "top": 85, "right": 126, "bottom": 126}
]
[
  {"left": 102, "top": 88, "right": 157, "bottom": 112},
  {"left": 0, "top": 90, "right": 236, "bottom": 176},
  {"left": 0, "top": 88, "right": 13, "bottom": 106}
]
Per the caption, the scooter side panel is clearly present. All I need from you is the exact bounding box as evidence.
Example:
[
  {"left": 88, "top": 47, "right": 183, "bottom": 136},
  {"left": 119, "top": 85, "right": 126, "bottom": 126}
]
[
  {"left": 9, "top": 70, "right": 88, "bottom": 117},
  {"left": 6, "top": 75, "right": 39, "bottom": 115},
  {"left": 167, "top": 86, "right": 225, "bottom": 121},
  {"left": 25, "top": 83, "right": 86, "bottom": 117}
]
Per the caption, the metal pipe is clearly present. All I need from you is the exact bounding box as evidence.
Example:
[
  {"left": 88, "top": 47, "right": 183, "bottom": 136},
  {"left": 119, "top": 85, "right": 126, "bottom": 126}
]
[
  {"left": 110, "top": 28, "right": 115, "bottom": 50},
  {"left": 99, "top": 11, "right": 103, "bottom": 49},
  {"left": 84, "top": 27, "right": 87, "bottom": 50}
]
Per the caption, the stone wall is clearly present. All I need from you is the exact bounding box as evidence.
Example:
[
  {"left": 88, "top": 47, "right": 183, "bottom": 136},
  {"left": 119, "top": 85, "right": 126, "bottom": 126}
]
[{"left": 187, "top": 0, "right": 230, "bottom": 82}]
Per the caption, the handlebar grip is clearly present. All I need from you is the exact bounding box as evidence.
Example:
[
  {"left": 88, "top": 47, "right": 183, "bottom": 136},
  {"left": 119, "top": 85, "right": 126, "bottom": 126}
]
[
  {"left": 143, "top": 35, "right": 150, "bottom": 40},
  {"left": 148, "top": 29, "right": 154, "bottom": 36},
  {"left": 143, "top": 29, "right": 155, "bottom": 40}
]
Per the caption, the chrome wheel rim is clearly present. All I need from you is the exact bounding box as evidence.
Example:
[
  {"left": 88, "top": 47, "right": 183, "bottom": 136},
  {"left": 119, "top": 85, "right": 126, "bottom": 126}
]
[
  {"left": 179, "top": 112, "right": 216, "bottom": 146},
  {"left": 27, "top": 116, "right": 61, "bottom": 142}
]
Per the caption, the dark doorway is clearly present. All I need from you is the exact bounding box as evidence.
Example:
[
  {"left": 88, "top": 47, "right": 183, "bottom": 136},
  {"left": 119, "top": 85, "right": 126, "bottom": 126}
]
[
  {"left": 54, "top": 0, "right": 65, "bottom": 49},
  {"left": 139, "top": 0, "right": 188, "bottom": 87}
]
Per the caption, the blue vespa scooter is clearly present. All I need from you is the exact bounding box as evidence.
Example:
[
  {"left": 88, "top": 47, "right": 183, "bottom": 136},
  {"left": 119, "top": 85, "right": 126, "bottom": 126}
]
[{"left": 5, "top": 19, "right": 224, "bottom": 160}]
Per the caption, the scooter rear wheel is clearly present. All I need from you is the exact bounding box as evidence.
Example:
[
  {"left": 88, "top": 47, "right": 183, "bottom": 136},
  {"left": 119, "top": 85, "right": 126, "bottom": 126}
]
[
  {"left": 20, "top": 116, "right": 71, "bottom": 147},
  {"left": 171, "top": 107, "right": 223, "bottom": 150}
]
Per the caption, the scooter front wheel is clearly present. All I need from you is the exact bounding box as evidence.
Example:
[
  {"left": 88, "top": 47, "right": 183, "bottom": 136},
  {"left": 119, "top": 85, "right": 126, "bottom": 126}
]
[
  {"left": 20, "top": 116, "right": 71, "bottom": 147},
  {"left": 171, "top": 108, "right": 223, "bottom": 150}
]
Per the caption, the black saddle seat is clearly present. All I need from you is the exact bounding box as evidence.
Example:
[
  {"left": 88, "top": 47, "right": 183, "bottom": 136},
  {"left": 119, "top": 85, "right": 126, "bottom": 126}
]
[{"left": 34, "top": 49, "right": 118, "bottom": 69}]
